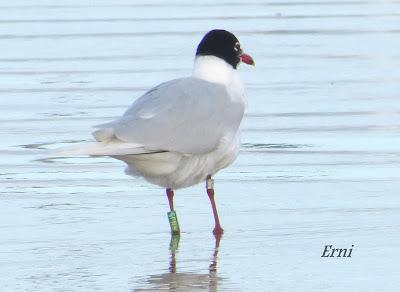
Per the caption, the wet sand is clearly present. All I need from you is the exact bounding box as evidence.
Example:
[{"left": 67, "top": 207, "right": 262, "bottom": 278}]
[{"left": 1, "top": 0, "right": 400, "bottom": 291}]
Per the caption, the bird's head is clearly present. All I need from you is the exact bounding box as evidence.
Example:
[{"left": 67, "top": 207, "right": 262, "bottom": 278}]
[{"left": 196, "top": 29, "right": 255, "bottom": 69}]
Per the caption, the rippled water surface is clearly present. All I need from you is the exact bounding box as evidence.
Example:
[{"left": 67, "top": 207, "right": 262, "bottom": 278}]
[{"left": 1, "top": 0, "right": 400, "bottom": 291}]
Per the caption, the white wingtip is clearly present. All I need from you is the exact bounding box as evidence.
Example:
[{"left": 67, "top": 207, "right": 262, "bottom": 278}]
[{"left": 49, "top": 141, "right": 155, "bottom": 157}]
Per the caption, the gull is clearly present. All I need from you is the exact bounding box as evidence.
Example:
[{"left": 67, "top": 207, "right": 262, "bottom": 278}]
[{"left": 57, "top": 29, "right": 254, "bottom": 235}]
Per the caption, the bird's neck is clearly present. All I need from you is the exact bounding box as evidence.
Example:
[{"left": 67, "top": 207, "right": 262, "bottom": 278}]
[{"left": 192, "top": 55, "right": 238, "bottom": 86}]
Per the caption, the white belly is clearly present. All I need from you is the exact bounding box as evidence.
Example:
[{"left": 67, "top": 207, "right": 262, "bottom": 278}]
[{"left": 115, "top": 133, "right": 240, "bottom": 189}]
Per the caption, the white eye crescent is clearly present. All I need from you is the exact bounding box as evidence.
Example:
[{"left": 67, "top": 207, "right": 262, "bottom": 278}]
[{"left": 234, "top": 42, "right": 240, "bottom": 52}]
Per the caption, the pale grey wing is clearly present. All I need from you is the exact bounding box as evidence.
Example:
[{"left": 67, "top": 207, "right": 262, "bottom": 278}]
[{"left": 96, "top": 77, "right": 245, "bottom": 154}]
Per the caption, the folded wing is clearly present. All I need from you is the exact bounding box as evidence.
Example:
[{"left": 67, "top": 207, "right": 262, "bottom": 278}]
[{"left": 95, "top": 77, "right": 245, "bottom": 155}]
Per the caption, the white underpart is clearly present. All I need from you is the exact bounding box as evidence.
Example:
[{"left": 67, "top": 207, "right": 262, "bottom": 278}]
[{"left": 121, "top": 131, "right": 241, "bottom": 189}]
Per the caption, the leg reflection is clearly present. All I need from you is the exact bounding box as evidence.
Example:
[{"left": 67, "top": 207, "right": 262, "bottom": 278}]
[
  {"left": 136, "top": 234, "right": 223, "bottom": 291},
  {"left": 209, "top": 233, "right": 222, "bottom": 273},
  {"left": 167, "top": 233, "right": 223, "bottom": 292},
  {"left": 169, "top": 233, "right": 180, "bottom": 273}
]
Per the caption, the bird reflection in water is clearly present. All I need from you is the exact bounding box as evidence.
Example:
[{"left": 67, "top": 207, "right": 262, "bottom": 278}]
[{"left": 135, "top": 234, "right": 222, "bottom": 291}]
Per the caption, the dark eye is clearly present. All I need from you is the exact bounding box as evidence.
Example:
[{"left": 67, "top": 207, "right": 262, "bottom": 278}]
[{"left": 234, "top": 42, "right": 240, "bottom": 52}]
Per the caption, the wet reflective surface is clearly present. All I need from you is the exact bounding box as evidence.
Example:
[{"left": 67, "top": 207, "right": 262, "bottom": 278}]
[
  {"left": 1, "top": 0, "right": 400, "bottom": 291},
  {"left": 136, "top": 234, "right": 222, "bottom": 291}
]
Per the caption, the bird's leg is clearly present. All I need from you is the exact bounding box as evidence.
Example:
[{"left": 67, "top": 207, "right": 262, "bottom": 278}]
[
  {"left": 166, "top": 188, "right": 175, "bottom": 211},
  {"left": 206, "top": 175, "right": 224, "bottom": 235},
  {"left": 166, "top": 188, "right": 180, "bottom": 234}
]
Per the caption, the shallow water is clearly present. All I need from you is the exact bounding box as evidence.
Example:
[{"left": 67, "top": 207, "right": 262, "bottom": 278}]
[{"left": 1, "top": 0, "right": 400, "bottom": 291}]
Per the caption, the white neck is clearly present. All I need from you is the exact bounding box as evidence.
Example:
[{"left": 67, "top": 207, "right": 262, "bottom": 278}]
[
  {"left": 192, "top": 55, "right": 246, "bottom": 105},
  {"left": 192, "top": 55, "right": 237, "bottom": 86}
]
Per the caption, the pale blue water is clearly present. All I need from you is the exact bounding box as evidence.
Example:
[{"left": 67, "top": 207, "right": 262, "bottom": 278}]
[{"left": 1, "top": 0, "right": 400, "bottom": 291}]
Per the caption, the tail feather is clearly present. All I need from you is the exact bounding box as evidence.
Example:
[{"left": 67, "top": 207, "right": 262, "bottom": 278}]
[{"left": 50, "top": 125, "right": 162, "bottom": 157}]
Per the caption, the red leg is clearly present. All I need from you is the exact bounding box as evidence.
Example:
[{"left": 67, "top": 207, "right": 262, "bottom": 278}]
[
  {"left": 206, "top": 175, "right": 224, "bottom": 235},
  {"left": 166, "top": 188, "right": 174, "bottom": 211}
]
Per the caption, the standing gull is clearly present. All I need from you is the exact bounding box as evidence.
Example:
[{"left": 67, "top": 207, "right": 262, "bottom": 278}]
[{"left": 58, "top": 29, "right": 254, "bottom": 235}]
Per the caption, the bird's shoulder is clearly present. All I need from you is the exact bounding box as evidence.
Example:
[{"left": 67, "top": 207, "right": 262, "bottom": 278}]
[{"left": 137, "top": 77, "right": 229, "bottom": 102}]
